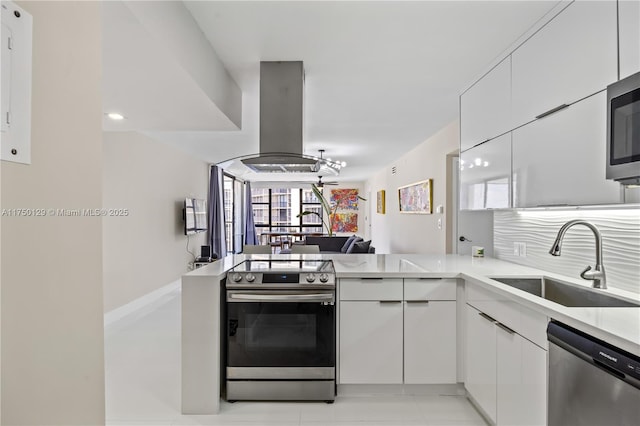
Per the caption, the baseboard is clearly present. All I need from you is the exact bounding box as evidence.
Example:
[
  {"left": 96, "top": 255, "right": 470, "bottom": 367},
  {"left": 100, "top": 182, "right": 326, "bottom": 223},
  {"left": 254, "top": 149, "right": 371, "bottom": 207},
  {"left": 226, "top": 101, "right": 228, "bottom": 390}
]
[
  {"left": 104, "top": 279, "right": 180, "bottom": 327},
  {"left": 337, "top": 383, "right": 465, "bottom": 397}
]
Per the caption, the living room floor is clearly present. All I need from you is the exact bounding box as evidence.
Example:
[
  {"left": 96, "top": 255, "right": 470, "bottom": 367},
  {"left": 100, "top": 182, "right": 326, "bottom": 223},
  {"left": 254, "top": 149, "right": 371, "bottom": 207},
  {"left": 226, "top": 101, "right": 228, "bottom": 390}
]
[{"left": 104, "top": 287, "right": 487, "bottom": 426}]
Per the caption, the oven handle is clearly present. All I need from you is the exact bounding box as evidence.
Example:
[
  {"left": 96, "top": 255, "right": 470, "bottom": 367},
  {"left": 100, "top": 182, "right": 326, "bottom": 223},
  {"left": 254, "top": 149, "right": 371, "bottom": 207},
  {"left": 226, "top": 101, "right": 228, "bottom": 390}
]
[{"left": 227, "top": 292, "right": 335, "bottom": 303}]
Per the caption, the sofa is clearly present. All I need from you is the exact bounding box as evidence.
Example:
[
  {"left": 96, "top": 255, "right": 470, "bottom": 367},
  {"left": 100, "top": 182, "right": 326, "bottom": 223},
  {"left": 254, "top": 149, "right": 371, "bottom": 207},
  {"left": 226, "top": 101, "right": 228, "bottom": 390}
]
[{"left": 304, "top": 236, "right": 375, "bottom": 254}]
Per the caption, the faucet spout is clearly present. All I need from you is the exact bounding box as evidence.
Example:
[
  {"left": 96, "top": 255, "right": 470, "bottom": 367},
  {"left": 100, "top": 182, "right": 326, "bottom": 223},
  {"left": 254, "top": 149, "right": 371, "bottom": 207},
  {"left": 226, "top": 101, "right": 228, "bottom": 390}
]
[{"left": 548, "top": 220, "right": 607, "bottom": 289}]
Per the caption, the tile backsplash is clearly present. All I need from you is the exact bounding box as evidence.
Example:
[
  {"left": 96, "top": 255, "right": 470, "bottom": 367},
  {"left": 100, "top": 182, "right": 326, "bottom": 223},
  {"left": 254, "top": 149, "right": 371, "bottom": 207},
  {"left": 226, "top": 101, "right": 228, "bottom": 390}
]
[{"left": 494, "top": 209, "right": 640, "bottom": 294}]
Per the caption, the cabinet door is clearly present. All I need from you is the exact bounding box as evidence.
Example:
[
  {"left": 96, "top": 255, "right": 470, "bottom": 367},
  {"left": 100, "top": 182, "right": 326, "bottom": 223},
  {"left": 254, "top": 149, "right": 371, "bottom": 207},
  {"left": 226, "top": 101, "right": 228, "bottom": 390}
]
[
  {"left": 404, "top": 301, "right": 456, "bottom": 384},
  {"left": 619, "top": 0, "right": 640, "bottom": 79},
  {"left": 460, "top": 134, "right": 511, "bottom": 210},
  {"left": 464, "top": 304, "right": 497, "bottom": 423},
  {"left": 339, "top": 301, "right": 403, "bottom": 384},
  {"left": 461, "top": 57, "right": 512, "bottom": 151},
  {"left": 512, "top": 92, "right": 621, "bottom": 207},
  {"left": 496, "top": 326, "right": 547, "bottom": 426},
  {"left": 511, "top": 0, "right": 617, "bottom": 128}
]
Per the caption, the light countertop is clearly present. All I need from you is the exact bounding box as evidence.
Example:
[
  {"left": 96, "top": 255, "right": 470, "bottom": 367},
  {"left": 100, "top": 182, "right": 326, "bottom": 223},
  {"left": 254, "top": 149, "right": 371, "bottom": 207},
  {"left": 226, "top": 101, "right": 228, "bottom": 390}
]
[{"left": 185, "top": 253, "right": 640, "bottom": 355}]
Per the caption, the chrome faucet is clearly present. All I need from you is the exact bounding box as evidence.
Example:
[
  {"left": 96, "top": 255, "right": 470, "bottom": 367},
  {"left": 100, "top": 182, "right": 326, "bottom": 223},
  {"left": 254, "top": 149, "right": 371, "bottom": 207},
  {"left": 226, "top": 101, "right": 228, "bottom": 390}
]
[{"left": 549, "top": 220, "right": 607, "bottom": 289}]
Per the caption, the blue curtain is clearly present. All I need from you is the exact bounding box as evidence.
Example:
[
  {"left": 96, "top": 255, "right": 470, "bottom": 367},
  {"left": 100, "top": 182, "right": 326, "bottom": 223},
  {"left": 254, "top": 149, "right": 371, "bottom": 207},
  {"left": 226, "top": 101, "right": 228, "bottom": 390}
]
[
  {"left": 244, "top": 182, "right": 259, "bottom": 245},
  {"left": 208, "top": 165, "right": 227, "bottom": 258}
]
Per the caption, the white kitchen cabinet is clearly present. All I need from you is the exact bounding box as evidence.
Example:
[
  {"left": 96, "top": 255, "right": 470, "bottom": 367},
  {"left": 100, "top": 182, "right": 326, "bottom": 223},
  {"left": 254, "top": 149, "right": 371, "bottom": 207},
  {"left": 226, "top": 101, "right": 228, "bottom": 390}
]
[
  {"left": 496, "top": 322, "right": 547, "bottom": 426},
  {"left": 619, "top": 0, "right": 640, "bottom": 79},
  {"left": 403, "top": 279, "right": 457, "bottom": 384},
  {"left": 339, "top": 300, "right": 403, "bottom": 384},
  {"left": 460, "top": 133, "right": 511, "bottom": 210},
  {"left": 511, "top": 0, "right": 617, "bottom": 128},
  {"left": 404, "top": 301, "right": 456, "bottom": 384},
  {"left": 512, "top": 92, "right": 621, "bottom": 207},
  {"left": 461, "top": 57, "right": 512, "bottom": 151},
  {"left": 465, "top": 304, "right": 497, "bottom": 423}
]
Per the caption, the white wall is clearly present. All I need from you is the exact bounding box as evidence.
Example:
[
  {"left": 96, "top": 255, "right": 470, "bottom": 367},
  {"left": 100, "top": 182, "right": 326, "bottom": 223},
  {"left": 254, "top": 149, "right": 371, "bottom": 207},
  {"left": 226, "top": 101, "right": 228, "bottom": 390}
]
[
  {"left": 1, "top": 2, "right": 105, "bottom": 424},
  {"left": 495, "top": 209, "right": 640, "bottom": 294},
  {"left": 365, "top": 121, "right": 459, "bottom": 254},
  {"left": 102, "top": 131, "right": 209, "bottom": 313}
]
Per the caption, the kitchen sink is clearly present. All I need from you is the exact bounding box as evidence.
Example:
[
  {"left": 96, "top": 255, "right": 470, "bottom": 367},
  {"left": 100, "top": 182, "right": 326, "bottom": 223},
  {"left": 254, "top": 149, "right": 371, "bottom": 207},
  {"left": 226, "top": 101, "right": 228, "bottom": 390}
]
[{"left": 489, "top": 277, "right": 640, "bottom": 308}]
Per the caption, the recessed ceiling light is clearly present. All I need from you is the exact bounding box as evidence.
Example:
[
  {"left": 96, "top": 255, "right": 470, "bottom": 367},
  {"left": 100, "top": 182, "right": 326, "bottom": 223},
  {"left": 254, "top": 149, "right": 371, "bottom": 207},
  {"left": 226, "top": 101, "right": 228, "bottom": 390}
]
[{"left": 106, "top": 112, "right": 125, "bottom": 120}]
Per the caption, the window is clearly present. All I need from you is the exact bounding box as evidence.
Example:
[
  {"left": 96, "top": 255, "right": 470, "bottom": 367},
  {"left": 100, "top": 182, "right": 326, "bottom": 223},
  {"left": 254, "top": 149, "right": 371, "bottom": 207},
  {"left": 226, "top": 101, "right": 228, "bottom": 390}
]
[
  {"left": 223, "top": 173, "right": 245, "bottom": 253},
  {"left": 251, "top": 187, "right": 324, "bottom": 244}
]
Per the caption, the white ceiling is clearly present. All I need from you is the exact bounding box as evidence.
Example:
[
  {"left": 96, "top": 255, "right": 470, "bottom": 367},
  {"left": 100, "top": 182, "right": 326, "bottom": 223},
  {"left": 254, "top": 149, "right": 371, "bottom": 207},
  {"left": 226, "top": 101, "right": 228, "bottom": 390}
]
[{"left": 103, "top": 0, "right": 560, "bottom": 182}]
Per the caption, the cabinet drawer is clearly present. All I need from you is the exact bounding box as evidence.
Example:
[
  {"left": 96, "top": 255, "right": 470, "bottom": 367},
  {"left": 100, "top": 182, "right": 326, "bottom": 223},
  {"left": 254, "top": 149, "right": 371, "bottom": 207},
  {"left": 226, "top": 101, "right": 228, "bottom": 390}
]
[
  {"left": 404, "top": 278, "right": 457, "bottom": 301},
  {"left": 339, "top": 278, "right": 403, "bottom": 301},
  {"left": 466, "top": 281, "right": 548, "bottom": 348}
]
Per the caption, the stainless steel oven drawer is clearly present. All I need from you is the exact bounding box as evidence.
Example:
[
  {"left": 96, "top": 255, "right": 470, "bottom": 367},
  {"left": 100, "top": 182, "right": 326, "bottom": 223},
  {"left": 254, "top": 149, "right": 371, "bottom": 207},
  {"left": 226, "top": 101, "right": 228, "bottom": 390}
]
[
  {"left": 226, "top": 380, "right": 335, "bottom": 401},
  {"left": 227, "top": 366, "right": 334, "bottom": 380}
]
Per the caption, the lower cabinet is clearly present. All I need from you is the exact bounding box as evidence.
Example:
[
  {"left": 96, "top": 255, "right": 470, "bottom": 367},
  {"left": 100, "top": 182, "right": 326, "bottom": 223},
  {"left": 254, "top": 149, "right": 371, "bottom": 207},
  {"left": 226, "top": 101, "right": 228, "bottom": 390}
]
[
  {"left": 404, "top": 300, "right": 457, "bottom": 384},
  {"left": 496, "top": 325, "right": 547, "bottom": 426},
  {"left": 339, "top": 278, "right": 457, "bottom": 385},
  {"left": 339, "top": 300, "right": 403, "bottom": 384},
  {"left": 465, "top": 303, "right": 547, "bottom": 425},
  {"left": 465, "top": 304, "right": 497, "bottom": 422}
]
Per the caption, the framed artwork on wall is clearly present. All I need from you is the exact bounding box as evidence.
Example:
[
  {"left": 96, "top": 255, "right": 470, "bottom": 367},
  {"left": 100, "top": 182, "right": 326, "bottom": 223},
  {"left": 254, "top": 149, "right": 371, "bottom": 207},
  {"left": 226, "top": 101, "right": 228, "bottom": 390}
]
[
  {"left": 330, "top": 188, "right": 359, "bottom": 210},
  {"left": 330, "top": 212, "right": 358, "bottom": 232},
  {"left": 398, "top": 179, "right": 433, "bottom": 214},
  {"left": 376, "top": 190, "right": 385, "bottom": 214}
]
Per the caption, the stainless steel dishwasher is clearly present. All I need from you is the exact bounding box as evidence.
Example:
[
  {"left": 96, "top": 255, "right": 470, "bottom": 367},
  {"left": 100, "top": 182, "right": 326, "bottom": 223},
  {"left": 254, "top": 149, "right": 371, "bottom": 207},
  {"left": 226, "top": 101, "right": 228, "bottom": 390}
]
[{"left": 547, "top": 321, "right": 640, "bottom": 426}]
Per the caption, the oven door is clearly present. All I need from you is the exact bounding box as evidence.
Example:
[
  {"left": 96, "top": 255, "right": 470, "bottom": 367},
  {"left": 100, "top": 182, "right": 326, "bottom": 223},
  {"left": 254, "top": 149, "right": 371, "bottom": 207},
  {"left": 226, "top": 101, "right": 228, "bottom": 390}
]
[{"left": 226, "top": 290, "right": 335, "bottom": 379}]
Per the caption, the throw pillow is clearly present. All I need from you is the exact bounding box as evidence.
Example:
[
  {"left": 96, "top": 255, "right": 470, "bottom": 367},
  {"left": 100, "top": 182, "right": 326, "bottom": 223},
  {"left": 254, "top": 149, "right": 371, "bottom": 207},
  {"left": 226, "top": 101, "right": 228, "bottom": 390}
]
[
  {"left": 351, "top": 240, "right": 372, "bottom": 253},
  {"left": 345, "top": 237, "right": 364, "bottom": 253},
  {"left": 341, "top": 235, "right": 357, "bottom": 253}
]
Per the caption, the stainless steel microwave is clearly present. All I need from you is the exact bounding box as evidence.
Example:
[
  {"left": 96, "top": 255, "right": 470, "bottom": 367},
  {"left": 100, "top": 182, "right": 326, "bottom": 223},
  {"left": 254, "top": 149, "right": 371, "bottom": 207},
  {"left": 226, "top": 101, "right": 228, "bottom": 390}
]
[{"left": 606, "top": 71, "right": 640, "bottom": 185}]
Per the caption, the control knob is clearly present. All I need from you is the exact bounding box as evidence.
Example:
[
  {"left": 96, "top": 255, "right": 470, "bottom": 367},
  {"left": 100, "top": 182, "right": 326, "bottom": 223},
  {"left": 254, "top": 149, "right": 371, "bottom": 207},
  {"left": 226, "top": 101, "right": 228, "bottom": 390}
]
[
  {"left": 230, "top": 272, "right": 242, "bottom": 283},
  {"left": 305, "top": 273, "right": 316, "bottom": 283},
  {"left": 245, "top": 273, "right": 256, "bottom": 283},
  {"left": 319, "top": 273, "right": 330, "bottom": 283}
]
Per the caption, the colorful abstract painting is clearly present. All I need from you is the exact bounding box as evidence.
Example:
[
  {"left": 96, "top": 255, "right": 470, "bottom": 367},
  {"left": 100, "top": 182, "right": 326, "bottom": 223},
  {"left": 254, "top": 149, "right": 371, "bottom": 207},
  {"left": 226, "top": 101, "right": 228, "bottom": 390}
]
[
  {"left": 398, "top": 179, "right": 433, "bottom": 214},
  {"left": 330, "top": 188, "right": 359, "bottom": 210},
  {"left": 330, "top": 213, "right": 358, "bottom": 233}
]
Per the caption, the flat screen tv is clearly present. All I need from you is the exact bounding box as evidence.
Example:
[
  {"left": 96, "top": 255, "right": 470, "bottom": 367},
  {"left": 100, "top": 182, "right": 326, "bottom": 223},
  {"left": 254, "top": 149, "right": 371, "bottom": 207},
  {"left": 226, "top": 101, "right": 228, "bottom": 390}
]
[{"left": 184, "top": 198, "right": 207, "bottom": 235}]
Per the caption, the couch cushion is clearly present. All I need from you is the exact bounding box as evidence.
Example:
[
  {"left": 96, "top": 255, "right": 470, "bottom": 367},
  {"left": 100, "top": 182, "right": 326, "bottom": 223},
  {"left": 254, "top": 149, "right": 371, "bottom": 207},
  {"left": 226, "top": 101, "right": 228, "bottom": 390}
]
[
  {"left": 305, "top": 236, "right": 349, "bottom": 252},
  {"left": 345, "top": 237, "right": 364, "bottom": 253},
  {"left": 340, "top": 235, "right": 357, "bottom": 253},
  {"left": 351, "top": 240, "right": 372, "bottom": 253}
]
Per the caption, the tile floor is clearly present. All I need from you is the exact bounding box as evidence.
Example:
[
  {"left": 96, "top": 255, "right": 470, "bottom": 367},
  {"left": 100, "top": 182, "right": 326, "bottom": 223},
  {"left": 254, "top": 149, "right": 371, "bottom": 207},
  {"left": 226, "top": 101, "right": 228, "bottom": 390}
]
[{"left": 105, "top": 287, "right": 487, "bottom": 426}]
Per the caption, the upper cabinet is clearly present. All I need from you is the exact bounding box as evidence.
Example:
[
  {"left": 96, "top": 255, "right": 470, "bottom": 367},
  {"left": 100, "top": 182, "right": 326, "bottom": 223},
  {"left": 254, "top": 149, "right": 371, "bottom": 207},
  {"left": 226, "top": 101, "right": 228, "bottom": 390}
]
[
  {"left": 460, "top": 133, "right": 511, "bottom": 210},
  {"left": 512, "top": 92, "right": 621, "bottom": 208},
  {"left": 460, "top": 58, "right": 511, "bottom": 151},
  {"left": 619, "top": 0, "right": 640, "bottom": 79},
  {"left": 511, "top": 0, "right": 618, "bottom": 129}
]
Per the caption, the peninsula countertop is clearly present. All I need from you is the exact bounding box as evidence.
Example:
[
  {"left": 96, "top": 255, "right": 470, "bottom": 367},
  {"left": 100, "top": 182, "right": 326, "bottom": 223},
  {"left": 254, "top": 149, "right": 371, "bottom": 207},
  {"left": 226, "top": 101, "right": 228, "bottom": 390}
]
[
  {"left": 187, "top": 253, "right": 640, "bottom": 353},
  {"left": 182, "top": 253, "right": 640, "bottom": 414}
]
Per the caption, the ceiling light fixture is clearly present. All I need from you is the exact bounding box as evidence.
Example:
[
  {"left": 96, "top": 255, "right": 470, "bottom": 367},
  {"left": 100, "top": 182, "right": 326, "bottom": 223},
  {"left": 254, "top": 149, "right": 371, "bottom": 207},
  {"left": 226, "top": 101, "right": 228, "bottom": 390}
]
[{"left": 316, "top": 149, "right": 346, "bottom": 173}]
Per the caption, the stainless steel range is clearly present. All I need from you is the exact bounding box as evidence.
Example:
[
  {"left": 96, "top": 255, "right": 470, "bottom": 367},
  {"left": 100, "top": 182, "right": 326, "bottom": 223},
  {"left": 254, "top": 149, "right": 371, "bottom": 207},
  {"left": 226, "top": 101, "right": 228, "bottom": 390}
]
[{"left": 225, "top": 259, "right": 336, "bottom": 402}]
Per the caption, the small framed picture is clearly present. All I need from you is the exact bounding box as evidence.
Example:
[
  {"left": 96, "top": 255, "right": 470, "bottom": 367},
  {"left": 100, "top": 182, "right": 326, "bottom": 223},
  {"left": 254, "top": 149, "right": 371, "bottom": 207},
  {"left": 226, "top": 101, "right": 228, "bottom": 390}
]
[
  {"left": 376, "top": 190, "right": 385, "bottom": 214},
  {"left": 398, "top": 179, "right": 433, "bottom": 214}
]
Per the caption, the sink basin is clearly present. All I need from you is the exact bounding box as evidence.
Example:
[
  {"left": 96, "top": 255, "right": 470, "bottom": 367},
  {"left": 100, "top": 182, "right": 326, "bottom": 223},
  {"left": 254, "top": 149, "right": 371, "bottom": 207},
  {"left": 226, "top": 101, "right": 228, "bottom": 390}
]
[{"left": 489, "top": 277, "right": 640, "bottom": 308}]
